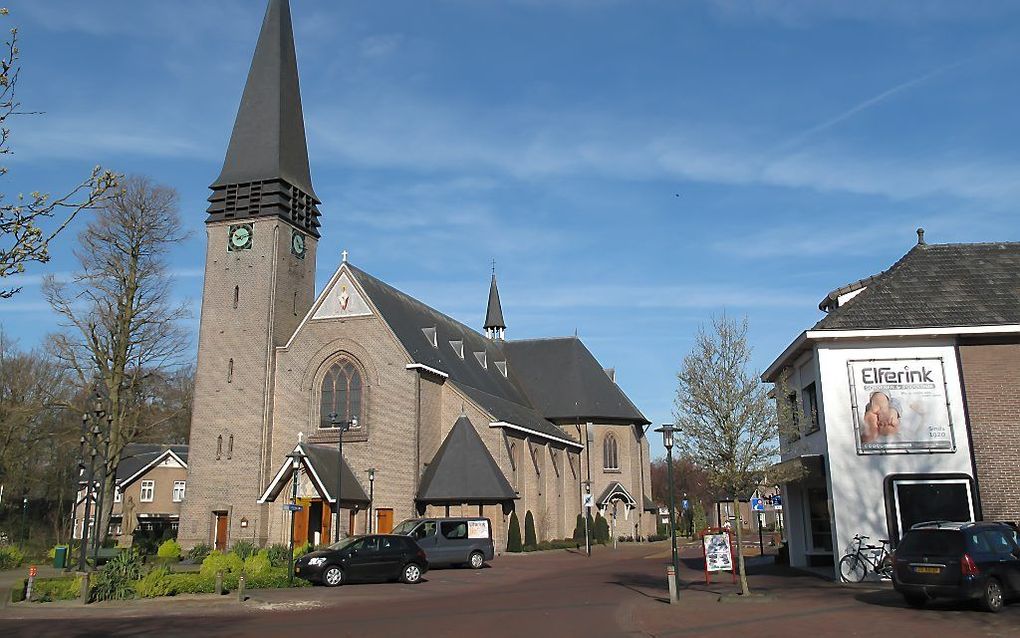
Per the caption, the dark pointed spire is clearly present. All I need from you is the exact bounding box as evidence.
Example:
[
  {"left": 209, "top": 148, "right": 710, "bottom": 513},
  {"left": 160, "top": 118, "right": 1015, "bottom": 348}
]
[
  {"left": 484, "top": 271, "right": 506, "bottom": 339},
  {"left": 207, "top": 0, "right": 321, "bottom": 236}
]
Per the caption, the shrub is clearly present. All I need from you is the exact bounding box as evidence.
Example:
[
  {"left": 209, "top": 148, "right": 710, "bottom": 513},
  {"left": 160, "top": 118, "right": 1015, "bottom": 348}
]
[
  {"left": 293, "top": 542, "right": 312, "bottom": 558},
  {"left": 157, "top": 539, "right": 182, "bottom": 562},
  {"left": 243, "top": 550, "right": 272, "bottom": 576},
  {"left": 199, "top": 550, "right": 244, "bottom": 578},
  {"left": 506, "top": 512, "right": 522, "bottom": 552},
  {"left": 595, "top": 513, "right": 610, "bottom": 544},
  {"left": 135, "top": 566, "right": 175, "bottom": 598},
  {"left": 524, "top": 511, "right": 537, "bottom": 547},
  {"left": 247, "top": 566, "right": 311, "bottom": 589},
  {"left": 572, "top": 514, "right": 585, "bottom": 541},
  {"left": 230, "top": 540, "right": 257, "bottom": 561},
  {"left": 165, "top": 572, "right": 217, "bottom": 595},
  {"left": 266, "top": 543, "right": 290, "bottom": 568},
  {"left": 0, "top": 545, "right": 25, "bottom": 569},
  {"left": 647, "top": 534, "right": 667, "bottom": 542},
  {"left": 90, "top": 551, "right": 144, "bottom": 602},
  {"left": 187, "top": 544, "right": 212, "bottom": 562},
  {"left": 31, "top": 576, "right": 81, "bottom": 602}
]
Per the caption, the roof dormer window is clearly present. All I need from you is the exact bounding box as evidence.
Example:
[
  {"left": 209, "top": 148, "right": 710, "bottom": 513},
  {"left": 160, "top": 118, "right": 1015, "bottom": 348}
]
[
  {"left": 495, "top": 361, "right": 507, "bottom": 377},
  {"left": 474, "top": 351, "right": 487, "bottom": 369},
  {"left": 450, "top": 340, "right": 464, "bottom": 359},
  {"left": 422, "top": 327, "right": 438, "bottom": 348}
]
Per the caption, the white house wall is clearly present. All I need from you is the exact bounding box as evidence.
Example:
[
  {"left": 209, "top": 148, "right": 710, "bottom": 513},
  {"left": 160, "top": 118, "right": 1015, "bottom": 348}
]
[{"left": 816, "top": 339, "right": 974, "bottom": 575}]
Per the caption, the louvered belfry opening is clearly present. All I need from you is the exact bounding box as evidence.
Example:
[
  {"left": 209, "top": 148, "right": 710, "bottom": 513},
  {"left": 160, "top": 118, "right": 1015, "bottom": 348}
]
[{"left": 207, "top": 178, "right": 320, "bottom": 236}]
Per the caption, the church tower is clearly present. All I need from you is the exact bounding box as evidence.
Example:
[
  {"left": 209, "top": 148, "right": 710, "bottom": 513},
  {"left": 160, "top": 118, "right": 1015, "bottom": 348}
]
[{"left": 179, "top": 0, "right": 318, "bottom": 549}]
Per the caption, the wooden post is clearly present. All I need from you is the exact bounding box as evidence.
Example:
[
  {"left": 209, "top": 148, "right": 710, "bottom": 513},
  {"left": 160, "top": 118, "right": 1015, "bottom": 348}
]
[
  {"left": 237, "top": 573, "right": 246, "bottom": 602},
  {"left": 215, "top": 570, "right": 224, "bottom": 595}
]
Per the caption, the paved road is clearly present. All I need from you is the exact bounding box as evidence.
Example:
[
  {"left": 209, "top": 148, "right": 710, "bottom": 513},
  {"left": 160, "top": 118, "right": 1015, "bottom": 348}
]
[{"left": 1, "top": 543, "right": 1016, "bottom": 637}]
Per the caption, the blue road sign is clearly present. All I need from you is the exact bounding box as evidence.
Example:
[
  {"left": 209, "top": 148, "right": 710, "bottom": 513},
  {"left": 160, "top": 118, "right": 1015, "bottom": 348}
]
[
  {"left": 681, "top": 499, "right": 690, "bottom": 510},
  {"left": 750, "top": 497, "right": 765, "bottom": 512},
  {"left": 771, "top": 495, "right": 783, "bottom": 507},
  {"left": 283, "top": 504, "right": 303, "bottom": 512}
]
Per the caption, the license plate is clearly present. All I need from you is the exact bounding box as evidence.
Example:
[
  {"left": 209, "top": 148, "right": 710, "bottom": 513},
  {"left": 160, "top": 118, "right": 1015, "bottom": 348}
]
[{"left": 913, "top": 566, "right": 941, "bottom": 574}]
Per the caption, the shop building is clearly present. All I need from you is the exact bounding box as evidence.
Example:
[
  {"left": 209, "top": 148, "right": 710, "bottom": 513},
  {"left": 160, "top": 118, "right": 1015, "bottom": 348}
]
[{"left": 763, "top": 233, "right": 1020, "bottom": 576}]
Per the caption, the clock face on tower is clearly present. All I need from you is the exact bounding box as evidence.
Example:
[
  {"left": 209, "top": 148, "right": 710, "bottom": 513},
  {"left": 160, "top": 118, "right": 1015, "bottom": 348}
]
[
  {"left": 227, "top": 224, "right": 253, "bottom": 251},
  {"left": 291, "top": 230, "right": 306, "bottom": 259}
]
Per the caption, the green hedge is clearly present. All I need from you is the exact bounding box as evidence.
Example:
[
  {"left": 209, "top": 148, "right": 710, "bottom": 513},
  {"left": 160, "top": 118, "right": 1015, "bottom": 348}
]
[
  {"left": 29, "top": 576, "right": 82, "bottom": 602},
  {"left": 134, "top": 566, "right": 309, "bottom": 598},
  {"left": 522, "top": 538, "right": 579, "bottom": 552}
]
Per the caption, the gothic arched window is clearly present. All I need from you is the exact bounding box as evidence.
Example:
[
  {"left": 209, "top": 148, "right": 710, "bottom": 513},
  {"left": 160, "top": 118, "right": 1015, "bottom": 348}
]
[
  {"left": 320, "top": 359, "right": 363, "bottom": 429},
  {"left": 509, "top": 442, "right": 518, "bottom": 490},
  {"left": 603, "top": 433, "right": 619, "bottom": 471}
]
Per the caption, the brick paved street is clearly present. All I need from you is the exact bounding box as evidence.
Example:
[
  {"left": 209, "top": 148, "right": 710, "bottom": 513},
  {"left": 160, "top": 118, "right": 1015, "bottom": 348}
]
[{"left": 0, "top": 542, "right": 1016, "bottom": 637}]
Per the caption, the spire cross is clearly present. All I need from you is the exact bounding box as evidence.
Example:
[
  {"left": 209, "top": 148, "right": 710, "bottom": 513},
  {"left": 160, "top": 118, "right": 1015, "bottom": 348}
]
[
  {"left": 491, "top": 259, "right": 495, "bottom": 276},
  {"left": 342, "top": 250, "right": 349, "bottom": 263}
]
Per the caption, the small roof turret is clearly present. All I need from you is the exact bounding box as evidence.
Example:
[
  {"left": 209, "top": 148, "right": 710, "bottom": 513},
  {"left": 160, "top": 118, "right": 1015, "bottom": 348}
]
[{"left": 484, "top": 272, "right": 506, "bottom": 339}]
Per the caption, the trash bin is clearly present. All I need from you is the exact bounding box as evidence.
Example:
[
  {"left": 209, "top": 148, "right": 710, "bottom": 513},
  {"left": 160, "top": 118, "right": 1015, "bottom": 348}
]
[{"left": 53, "top": 545, "right": 68, "bottom": 569}]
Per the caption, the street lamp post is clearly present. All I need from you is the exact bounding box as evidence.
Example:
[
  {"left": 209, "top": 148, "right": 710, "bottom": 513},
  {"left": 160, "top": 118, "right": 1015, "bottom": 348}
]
[
  {"left": 655, "top": 424, "right": 682, "bottom": 602},
  {"left": 91, "top": 414, "right": 112, "bottom": 566},
  {"left": 327, "top": 412, "right": 357, "bottom": 542},
  {"left": 581, "top": 480, "right": 591, "bottom": 557},
  {"left": 367, "top": 468, "right": 376, "bottom": 534},
  {"left": 20, "top": 497, "right": 27, "bottom": 550},
  {"left": 286, "top": 447, "right": 306, "bottom": 587}
]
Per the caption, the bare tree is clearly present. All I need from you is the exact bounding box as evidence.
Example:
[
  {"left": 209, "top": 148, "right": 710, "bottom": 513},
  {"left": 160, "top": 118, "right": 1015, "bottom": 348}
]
[
  {"left": 673, "top": 314, "right": 778, "bottom": 596},
  {"left": 0, "top": 8, "right": 117, "bottom": 297},
  {"left": 43, "top": 175, "right": 190, "bottom": 544}
]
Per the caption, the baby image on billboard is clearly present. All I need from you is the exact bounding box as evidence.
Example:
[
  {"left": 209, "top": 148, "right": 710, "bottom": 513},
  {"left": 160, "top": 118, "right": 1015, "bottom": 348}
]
[{"left": 847, "top": 357, "right": 955, "bottom": 454}]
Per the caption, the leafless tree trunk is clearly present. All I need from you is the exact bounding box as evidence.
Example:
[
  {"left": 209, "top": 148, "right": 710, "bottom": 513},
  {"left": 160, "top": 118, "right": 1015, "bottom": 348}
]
[
  {"left": 0, "top": 9, "right": 116, "bottom": 297},
  {"left": 673, "top": 314, "right": 778, "bottom": 596},
  {"left": 42, "top": 175, "right": 189, "bottom": 546}
]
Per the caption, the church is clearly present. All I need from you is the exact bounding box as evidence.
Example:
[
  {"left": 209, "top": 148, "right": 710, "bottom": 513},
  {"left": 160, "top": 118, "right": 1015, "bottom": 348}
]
[{"left": 178, "top": 0, "right": 654, "bottom": 553}]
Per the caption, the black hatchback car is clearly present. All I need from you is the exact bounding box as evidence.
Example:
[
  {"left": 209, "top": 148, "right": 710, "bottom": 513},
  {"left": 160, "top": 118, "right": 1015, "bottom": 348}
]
[
  {"left": 892, "top": 521, "right": 1020, "bottom": 612},
  {"left": 295, "top": 534, "right": 429, "bottom": 587}
]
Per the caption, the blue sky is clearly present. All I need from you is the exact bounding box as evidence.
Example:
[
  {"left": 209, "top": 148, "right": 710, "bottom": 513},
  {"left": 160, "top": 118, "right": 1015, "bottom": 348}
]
[{"left": 3, "top": 1, "right": 1019, "bottom": 459}]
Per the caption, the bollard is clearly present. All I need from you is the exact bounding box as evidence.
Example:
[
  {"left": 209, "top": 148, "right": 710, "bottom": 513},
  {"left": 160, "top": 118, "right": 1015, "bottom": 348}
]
[
  {"left": 237, "top": 573, "right": 246, "bottom": 602},
  {"left": 215, "top": 570, "right": 224, "bottom": 596},
  {"left": 666, "top": 565, "right": 678, "bottom": 604},
  {"left": 25, "top": 566, "right": 37, "bottom": 601},
  {"left": 78, "top": 572, "right": 90, "bottom": 604}
]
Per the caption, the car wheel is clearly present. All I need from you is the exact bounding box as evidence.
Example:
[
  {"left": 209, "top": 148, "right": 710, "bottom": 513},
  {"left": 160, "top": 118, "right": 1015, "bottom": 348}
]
[
  {"left": 979, "top": 578, "right": 1004, "bottom": 613},
  {"left": 902, "top": 593, "right": 927, "bottom": 608},
  {"left": 323, "top": 565, "right": 344, "bottom": 587},
  {"left": 401, "top": 562, "right": 423, "bottom": 584},
  {"left": 468, "top": 551, "right": 485, "bottom": 570}
]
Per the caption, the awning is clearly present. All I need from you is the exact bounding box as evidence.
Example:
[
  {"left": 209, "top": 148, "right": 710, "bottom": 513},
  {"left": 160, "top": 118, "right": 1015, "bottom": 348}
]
[
  {"left": 258, "top": 443, "right": 370, "bottom": 507},
  {"left": 771, "top": 454, "right": 825, "bottom": 483}
]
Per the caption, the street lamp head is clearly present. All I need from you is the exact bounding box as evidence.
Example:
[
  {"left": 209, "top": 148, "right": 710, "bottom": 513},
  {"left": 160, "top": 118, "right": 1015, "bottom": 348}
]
[
  {"left": 350, "top": 415, "right": 358, "bottom": 429},
  {"left": 286, "top": 447, "right": 306, "bottom": 470},
  {"left": 368, "top": 467, "right": 375, "bottom": 481},
  {"left": 655, "top": 424, "right": 678, "bottom": 450}
]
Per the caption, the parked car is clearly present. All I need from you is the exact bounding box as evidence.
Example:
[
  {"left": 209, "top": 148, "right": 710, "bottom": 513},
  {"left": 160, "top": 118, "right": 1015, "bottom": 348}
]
[
  {"left": 391, "top": 517, "right": 494, "bottom": 569},
  {"left": 294, "top": 534, "right": 429, "bottom": 587},
  {"left": 892, "top": 521, "right": 1020, "bottom": 612}
]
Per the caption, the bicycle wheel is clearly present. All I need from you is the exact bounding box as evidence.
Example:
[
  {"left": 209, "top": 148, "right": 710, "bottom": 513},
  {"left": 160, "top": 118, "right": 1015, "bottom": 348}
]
[{"left": 839, "top": 554, "right": 867, "bottom": 583}]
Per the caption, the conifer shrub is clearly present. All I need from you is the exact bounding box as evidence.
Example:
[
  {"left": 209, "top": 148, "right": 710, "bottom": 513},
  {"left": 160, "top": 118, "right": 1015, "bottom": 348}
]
[
  {"left": 524, "top": 510, "right": 538, "bottom": 547},
  {"left": 572, "top": 514, "right": 585, "bottom": 541},
  {"left": 506, "top": 511, "right": 523, "bottom": 552}
]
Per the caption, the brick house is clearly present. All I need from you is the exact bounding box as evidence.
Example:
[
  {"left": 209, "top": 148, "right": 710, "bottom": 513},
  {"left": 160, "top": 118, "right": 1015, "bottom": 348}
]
[
  {"left": 73, "top": 444, "right": 189, "bottom": 545},
  {"left": 177, "top": 0, "right": 654, "bottom": 553},
  {"left": 763, "top": 233, "right": 1019, "bottom": 576}
]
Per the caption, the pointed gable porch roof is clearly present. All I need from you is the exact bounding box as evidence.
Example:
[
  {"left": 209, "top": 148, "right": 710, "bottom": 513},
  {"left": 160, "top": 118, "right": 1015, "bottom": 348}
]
[
  {"left": 258, "top": 443, "right": 370, "bottom": 507},
  {"left": 416, "top": 416, "right": 517, "bottom": 508}
]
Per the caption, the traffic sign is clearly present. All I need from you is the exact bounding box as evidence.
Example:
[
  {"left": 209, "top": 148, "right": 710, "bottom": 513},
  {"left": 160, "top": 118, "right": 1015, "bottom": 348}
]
[
  {"left": 583, "top": 494, "right": 594, "bottom": 509},
  {"left": 681, "top": 499, "right": 690, "bottom": 510},
  {"left": 750, "top": 497, "right": 765, "bottom": 512},
  {"left": 283, "top": 504, "right": 303, "bottom": 512},
  {"left": 771, "top": 494, "right": 783, "bottom": 507}
]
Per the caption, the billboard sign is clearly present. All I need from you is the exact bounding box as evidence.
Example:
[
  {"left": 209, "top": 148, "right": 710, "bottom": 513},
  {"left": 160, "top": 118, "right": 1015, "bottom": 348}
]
[
  {"left": 847, "top": 357, "right": 956, "bottom": 455},
  {"left": 703, "top": 532, "right": 733, "bottom": 573},
  {"left": 467, "top": 519, "right": 490, "bottom": 539}
]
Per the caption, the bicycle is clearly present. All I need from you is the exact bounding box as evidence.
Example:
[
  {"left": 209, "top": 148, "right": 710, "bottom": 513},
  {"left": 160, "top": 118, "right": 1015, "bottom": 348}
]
[{"left": 839, "top": 534, "right": 892, "bottom": 582}]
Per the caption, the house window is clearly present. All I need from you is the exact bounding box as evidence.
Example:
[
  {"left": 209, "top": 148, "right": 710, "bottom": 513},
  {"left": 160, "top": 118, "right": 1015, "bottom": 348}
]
[
  {"left": 785, "top": 392, "right": 801, "bottom": 440},
  {"left": 474, "top": 351, "right": 487, "bottom": 369},
  {"left": 321, "top": 359, "right": 363, "bottom": 429},
  {"left": 803, "top": 383, "right": 819, "bottom": 433},
  {"left": 450, "top": 340, "right": 464, "bottom": 358},
  {"left": 886, "top": 474, "right": 975, "bottom": 542},
  {"left": 603, "top": 433, "right": 619, "bottom": 471},
  {"left": 422, "top": 327, "right": 437, "bottom": 347},
  {"left": 495, "top": 361, "right": 507, "bottom": 377},
  {"left": 114, "top": 486, "right": 122, "bottom": 503},
  {"left": 140, "top": 480, "right": 155, "bottom": 503},
  {"left": 172, "top": 481, "right": 186, "bottom": 503}
]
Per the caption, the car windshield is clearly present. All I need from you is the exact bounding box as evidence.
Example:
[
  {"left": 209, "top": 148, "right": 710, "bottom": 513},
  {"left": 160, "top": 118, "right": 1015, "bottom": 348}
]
[
  {"left": 897, "top": 530, "right": 964, "bottom": 555},
  {"left": 391, "top": 520, "right": 420, "bottom": 535},
  {"left": 327, "top": 536, "right": 364, "bottom": 551}
]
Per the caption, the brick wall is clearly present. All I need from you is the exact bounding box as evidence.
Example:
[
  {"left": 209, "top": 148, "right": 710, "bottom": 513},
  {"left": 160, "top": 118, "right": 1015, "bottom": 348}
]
[{"left": 959, "top": 343, "right": 1020, "bottom": 523}]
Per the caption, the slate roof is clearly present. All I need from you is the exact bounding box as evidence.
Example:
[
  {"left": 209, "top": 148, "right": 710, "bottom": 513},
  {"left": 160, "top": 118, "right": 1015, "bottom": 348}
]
[
  {"left": 484, "top": 274, "right": 505, "bottom": 330},
  {"left": 259, "top": 444, "right": 370, "bottom": 506},
  {"left": 210, "top": 0, "right": 317, "bottom": 199},
  {"left": 502, "top": 338, "right": 649, "bottom": 424},
  {"left": 345, "top": 264, "right": 648, "bottom": 443},
  {"left": 815, "top": 242, "right": 1020, "bottom": 330},
  {"left": 416, "top": 416, "right": 517, "bottom": 504},
  {"left": 116, "top": 444, "right": 188, "bottom": 484}
]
